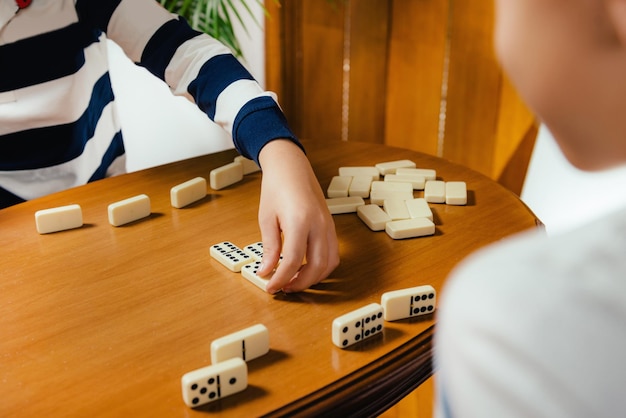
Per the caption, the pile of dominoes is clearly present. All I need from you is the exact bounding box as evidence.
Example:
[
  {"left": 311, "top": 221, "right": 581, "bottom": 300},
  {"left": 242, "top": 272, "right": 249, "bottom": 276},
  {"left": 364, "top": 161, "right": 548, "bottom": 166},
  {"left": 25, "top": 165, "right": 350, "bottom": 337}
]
[{"left": 325, "top": 159, "right": 467, "bottom": 239}]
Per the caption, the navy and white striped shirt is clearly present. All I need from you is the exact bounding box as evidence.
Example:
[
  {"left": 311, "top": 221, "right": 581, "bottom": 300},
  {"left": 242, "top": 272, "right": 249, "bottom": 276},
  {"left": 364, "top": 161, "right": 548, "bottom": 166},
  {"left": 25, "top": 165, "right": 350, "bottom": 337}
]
[{"left": 0, "top": 0, "right": 298, "bottom": 208}]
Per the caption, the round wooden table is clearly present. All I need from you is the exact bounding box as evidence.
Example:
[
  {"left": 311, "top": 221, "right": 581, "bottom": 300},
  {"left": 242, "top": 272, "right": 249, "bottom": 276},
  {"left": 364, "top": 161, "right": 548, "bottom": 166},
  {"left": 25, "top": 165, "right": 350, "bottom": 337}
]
[{"left": 1, "top": 140, "right": 539, "bottom": 417}]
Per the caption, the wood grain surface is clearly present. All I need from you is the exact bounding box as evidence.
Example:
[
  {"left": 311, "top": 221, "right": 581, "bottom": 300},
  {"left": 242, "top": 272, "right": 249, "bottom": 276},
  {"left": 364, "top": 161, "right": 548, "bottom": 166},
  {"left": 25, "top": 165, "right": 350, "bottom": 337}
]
[{"left": 1, "top": 140, "right": 539, "bottom": 417}]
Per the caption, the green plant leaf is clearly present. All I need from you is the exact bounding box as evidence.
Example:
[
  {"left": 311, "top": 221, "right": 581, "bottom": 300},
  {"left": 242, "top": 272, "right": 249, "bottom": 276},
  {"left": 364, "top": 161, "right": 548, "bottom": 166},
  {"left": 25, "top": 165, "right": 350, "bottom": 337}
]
[{"left": 158, "top": 0, "right": 269, "bottom": 58}]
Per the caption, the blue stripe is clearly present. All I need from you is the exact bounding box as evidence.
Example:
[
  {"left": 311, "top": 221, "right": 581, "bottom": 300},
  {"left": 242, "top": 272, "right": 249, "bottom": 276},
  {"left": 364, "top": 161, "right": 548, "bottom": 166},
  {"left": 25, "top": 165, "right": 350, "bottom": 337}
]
[
  {"left": 0, "top": 187, "right": 25, "bottom": 210},
  {"left": 140, "top": 18, "right": 200, "bottom": 79},
  {"left": 232, "top": 96, "right": 302, "bottom": 165},
  {"left": 0, "top": 23, "right": 100, "bottom": 92},
  {"left": 88, "top": 131, "right": 126, "bottom": 182},
  {"left": 76, "top": 0, "right": 122, "bottom": 31},
  {"left": 0, "top": 73, "right": 115, "bottom": 170},
  {"left": 188, "top": 54, "right": 255, "bottom": 120}
]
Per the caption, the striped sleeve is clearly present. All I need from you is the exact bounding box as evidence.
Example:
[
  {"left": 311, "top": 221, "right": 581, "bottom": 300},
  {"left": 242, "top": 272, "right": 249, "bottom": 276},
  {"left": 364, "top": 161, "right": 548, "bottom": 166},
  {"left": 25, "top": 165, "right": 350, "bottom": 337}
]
[
  {"left": 0, "top": 1, "right": 126, "bottom": 204},
  {"left": 77, "top": 0, "right": 301, "bottom": 165}
]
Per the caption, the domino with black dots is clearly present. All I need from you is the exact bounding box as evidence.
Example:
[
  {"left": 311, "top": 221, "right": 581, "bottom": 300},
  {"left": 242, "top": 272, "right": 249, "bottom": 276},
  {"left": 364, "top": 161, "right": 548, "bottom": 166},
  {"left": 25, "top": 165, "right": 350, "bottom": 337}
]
[
  {"left": 242, "top": 242, "right": 284, "bottom": 263},
  {"left": 332, "top": 303, "right": 384, "bottom": 348},
  {"left": 210, "top": 241, "right": 254, "bottom": 272},
  {"left": 240, "top": 261, "right": 274, "bottom": 292},
  {"left": 381, "top": 285, "right": 436, "bottom": 321},
  {"left": 243, "top": 242, "right": 264, "bottom": 261},
  {"left": 181, "top": 357, "right": 247, "bottom": 407}
]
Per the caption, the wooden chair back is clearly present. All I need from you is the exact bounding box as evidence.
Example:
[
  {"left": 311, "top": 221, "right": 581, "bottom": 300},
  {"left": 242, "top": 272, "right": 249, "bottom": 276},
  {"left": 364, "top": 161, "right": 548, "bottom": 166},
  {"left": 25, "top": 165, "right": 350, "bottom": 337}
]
[{"left": 265, "top": 0, "right": 537, "bottom": 195}]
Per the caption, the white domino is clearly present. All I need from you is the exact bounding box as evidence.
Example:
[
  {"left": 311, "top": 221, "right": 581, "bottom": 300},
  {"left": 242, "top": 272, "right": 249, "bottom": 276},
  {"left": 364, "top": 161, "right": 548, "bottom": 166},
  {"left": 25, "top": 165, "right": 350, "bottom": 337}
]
[
  {"left": 326, "top": 196, "right": 365, "bottom": 214},
  {"left": 348, "top": 175, "right": 373, "bottom": 198},
  {"left": 383, "top": 199, "right": 410, "bottom": 220},
  {"left": 35, "top": 204, "right": 83, "bottom": 234},
  {"left": 357, "top": 204, "right": 391, "bottom": 231},
  {"left": 375, "top": 159, "right": 416, "bottom": 175},
  {"left": 241, "top": 261, "right": 274, "bottom": 292},
  {"left": 327, "top": 176, "right": 352, "bottom": 198},
  {"left": 424, "top": 180, "right": 446, "bottom": 203},
  {"left": 371, "top": 181, "right": 413, "bottom": 192},
  {"left": 234, "top": 155, "right": 260, "bottom": 175},
  {"left": 332, "top": 303, "right": 384, "bottom": 348},
  {"left": 369, "top": 181, "right": 414, "bottom": 205},
  {"left": 181, "top": 357, "right": 247, "bottom": 407},
  {"left": 242, "top": 242, "right": 283, "bottom": 263},
  {"left": 170, "top": 177, "right": 207, "bottom": 208},
  {"left": 210, "top": 161, "right": 244, "bottom": 190},
  {"left": 210, "top": 324, "right": 270, "bottom": 363},
  {"left": 385, "top": 218, "right": 435, "bottom": 239},
  {"left": 242, "top": 242, "right": 264, "bottom": 261},
  {"left": 381, "top": 285, "right": 436, "bottom": 321},
  {"left": 338, "top": 166, "right": 380, "bottom": 181},
  {"left": 108, "top": 194, "right": 151, "bottom": 227},
  {"left": 445, "top": 181, "right": 467, "bottom": 205},
  {"left": 396, "top": 168, "right": 436, "bottom": 181},
  {"left": 405, "top": 198, "right": 433, "bottom": 221},
  {"left": 384, "top": 173, "right": 426, "bottom": 190},
  {"left": 210, "top": 241, "right": 254, "bottom": 272}
]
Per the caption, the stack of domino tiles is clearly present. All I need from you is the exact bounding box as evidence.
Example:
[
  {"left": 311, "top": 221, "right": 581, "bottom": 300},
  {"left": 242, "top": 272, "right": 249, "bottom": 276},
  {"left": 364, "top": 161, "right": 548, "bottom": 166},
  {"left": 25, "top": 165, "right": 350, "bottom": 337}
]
[{"left": 325, "top": 159, "right": 467, "bottom": 240}]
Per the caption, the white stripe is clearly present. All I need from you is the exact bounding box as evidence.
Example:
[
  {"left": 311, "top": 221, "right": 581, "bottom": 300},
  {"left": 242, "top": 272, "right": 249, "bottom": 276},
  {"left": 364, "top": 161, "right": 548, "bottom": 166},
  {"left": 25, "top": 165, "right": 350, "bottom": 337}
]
[
  {"left": 0, "top": 101, "right": 123, "bottom": 200},
  {"left": 0, "top": 91, "right": 16, "bottom": 105},
  {"left": 213, "top": 80, "right": 274, "bottom": 135},
  {"left": 0, "top": 0, "right": 76, "bottom": 44},
  {"left": 106, "top": 154, "right": 127, "bottom": 177},
  {"left": 0, "top": 35, "right": 110, "bottom": 135},
  {"left": 0, "top": 1, "right": 18, "bottom": 33},
  {"left": 165, "top": 33, "right": 233, "bottom": 99},
  {"left": 107, "top": 0, "right": 176, "bottom": 63}
]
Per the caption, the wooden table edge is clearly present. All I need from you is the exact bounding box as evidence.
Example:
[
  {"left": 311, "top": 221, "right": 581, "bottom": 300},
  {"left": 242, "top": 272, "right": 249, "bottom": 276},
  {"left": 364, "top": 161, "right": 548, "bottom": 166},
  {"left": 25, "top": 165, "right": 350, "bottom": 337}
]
[
  {"left": 262, "top": 325, "right": 435, "bottom": 417},
  {"left": 1, "top": 141, "right": 543, "bottom": 416}
]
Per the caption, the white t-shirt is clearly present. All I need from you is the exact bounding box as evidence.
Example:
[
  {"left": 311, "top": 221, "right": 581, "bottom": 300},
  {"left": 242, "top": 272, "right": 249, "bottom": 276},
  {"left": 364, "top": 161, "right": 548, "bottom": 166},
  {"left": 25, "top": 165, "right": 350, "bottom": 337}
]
[{"left": 434, "top": 205, "right": 626, "bottom": 418}]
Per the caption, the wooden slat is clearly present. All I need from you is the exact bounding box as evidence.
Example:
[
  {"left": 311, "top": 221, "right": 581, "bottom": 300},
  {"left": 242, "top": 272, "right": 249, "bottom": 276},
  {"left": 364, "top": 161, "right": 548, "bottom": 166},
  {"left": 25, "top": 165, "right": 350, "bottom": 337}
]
[
  {"left": 493, "top": 76, "right": 531, "bottom": 176},
  {"left": 265, "top": 1, "right": 302, "bottom": 133},
  {"left": 346, "top": 0, "right": 391, "bottom": 143},
  {"left": 298, "top": 2, "right": 346, "bottom": 140},
  {"left": 384, "top": 0, "right": 449, "bottom": 156},
  {"left": 264, "top": 0, "right": 283, "bottom": 97},
  {"left": 265, "top": 1, "right": 347, "bottom": 141},
  {"left": 443, "top": 0, "right": 500, "bottom": 176},
  {"left": 497, "top": 121, "right": 539, "bottom": 196},
  {"left": 265, "top": 0, "right": 536, "bottom": 192}
]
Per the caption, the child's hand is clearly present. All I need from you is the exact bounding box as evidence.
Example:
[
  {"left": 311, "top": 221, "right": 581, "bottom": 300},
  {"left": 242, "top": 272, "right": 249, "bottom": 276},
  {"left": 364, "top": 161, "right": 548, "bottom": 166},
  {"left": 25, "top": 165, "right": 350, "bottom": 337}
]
[{"left": 256, "top": 139, "right": 339, "bottom": 293}]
